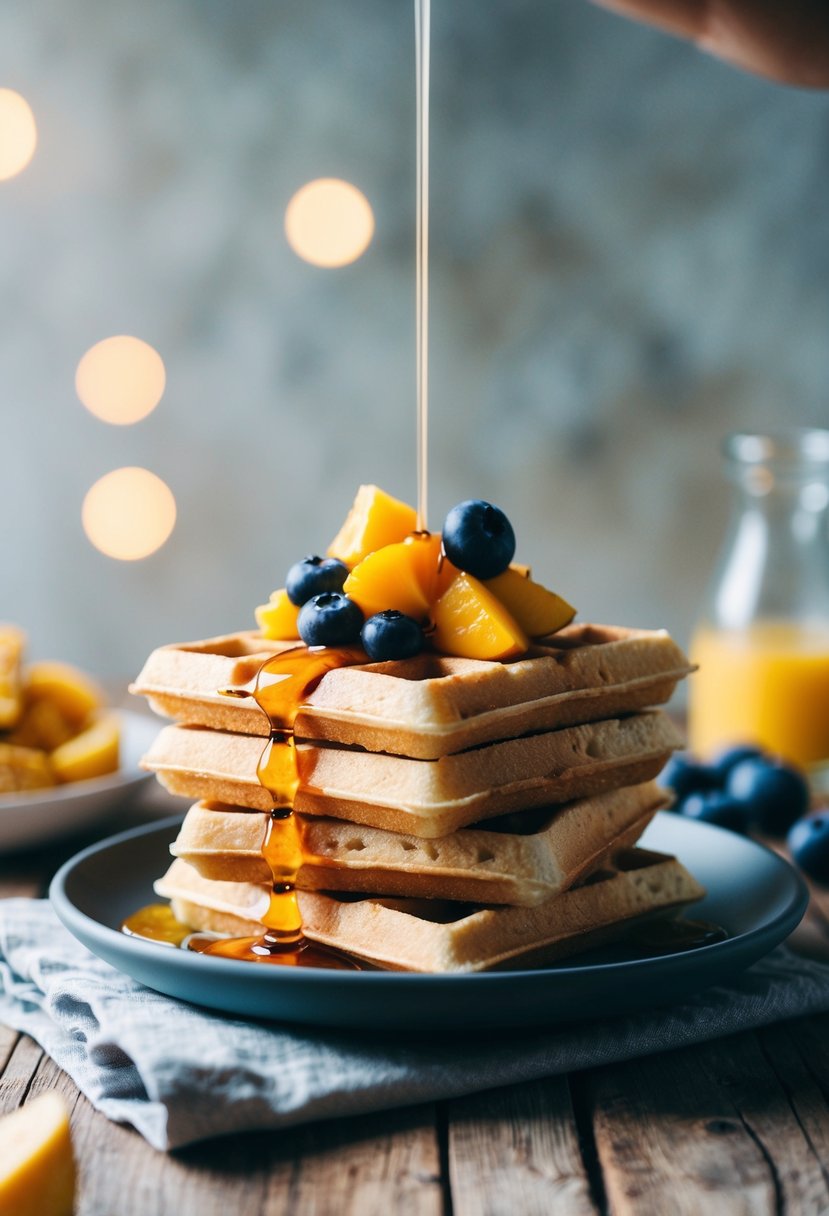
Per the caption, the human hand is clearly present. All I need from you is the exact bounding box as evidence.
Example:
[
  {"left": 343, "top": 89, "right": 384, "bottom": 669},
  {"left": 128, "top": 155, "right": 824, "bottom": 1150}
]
[{"left": 589, "top": 0, "right": 829, "bottom": 87}]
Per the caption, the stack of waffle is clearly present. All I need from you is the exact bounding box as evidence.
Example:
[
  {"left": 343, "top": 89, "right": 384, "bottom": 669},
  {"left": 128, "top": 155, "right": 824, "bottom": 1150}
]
[{"left": 132, "top": 622, "right": 703, "bottom": 972}]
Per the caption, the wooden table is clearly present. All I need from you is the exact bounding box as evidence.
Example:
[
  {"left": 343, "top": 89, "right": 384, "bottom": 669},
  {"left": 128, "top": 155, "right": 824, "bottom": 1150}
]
[{"left": 3, "top": 793, "right": 829, "bottom": 1216}]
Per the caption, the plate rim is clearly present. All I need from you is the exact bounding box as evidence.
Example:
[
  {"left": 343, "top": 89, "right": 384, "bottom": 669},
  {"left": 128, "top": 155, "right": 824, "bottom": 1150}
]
[{"left": 50, "top": 810, "right": 809, "bottom": 991}]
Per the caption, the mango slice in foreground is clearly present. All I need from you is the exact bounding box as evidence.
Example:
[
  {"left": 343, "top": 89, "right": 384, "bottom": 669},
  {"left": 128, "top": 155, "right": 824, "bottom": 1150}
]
[
  {"left": 484, "top": 567, "right": 576, "bottom": 638},
  {"left": 344, "top": 541, "right": 432, "bottom": 621},
  {"left": 432, "top": 572, "right": 529, "bottom": 660},
  {"left": 255, "top": 589, "right": 300, "bottom": 640},
  {"left": 0, "top": 1092, "right": 76, "bottom": 1216},
  {"left": 50, "top": 713, "right": 120, "bottom": 784},
  {"left": 327, "top": 485, "right": 418, "bottom": 567},
  {"left": 24, "top": 662, "right": 104, "bottom": 729}
]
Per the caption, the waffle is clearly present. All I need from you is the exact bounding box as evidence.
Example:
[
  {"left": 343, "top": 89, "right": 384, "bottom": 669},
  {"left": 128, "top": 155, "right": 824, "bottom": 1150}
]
[
  {"left": 155, "top": 846, "right": 705, "bottom": 973},
  {"left": 142, "top": 711, "right": 683, "bottom": 837},
  {"left": 130, "top": 623, "right": 693, "bottom": 759},
  {"left": 169, "top": 781, "right": 668, "bottom": 905}
]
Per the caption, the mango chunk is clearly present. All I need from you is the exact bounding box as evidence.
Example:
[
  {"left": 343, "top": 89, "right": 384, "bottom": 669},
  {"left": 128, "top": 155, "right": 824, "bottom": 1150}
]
[
  {"left": 432, "top": 573, "right": 529, "bottom": 661},
  {"left": 255, "top": 589, "right": 300, "bottom": 640},
  {"left": 0, "top": 625, "right": 25, "bottom": 729},
  {"left": 50, "top": 713, "right": 120, "bottom": 784},
  {"left": 0, "top": 1092, "right": 76, "bottom": 1216},
  {"left": 484, "top": 567, "right": 576, "bottom": 638},
  {"left": 8, "top": 700, "right": 75, "bottom": 752},
  {"left": 327, "top": 485, "right": 418, "bottom": 567},
  {"left": 24, "top": 662, "right": 104, "bottom": 730},
  {"left": 344, "top": 542, "right": 432, "bottom": 621},
  {"left": 0, "top": 744, "right": 55, "bottom": 794}
]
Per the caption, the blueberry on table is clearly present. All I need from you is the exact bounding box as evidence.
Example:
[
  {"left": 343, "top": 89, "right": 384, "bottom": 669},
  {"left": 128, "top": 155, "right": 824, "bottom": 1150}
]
[
  {"left": 788, "top": 812, "right": 829, "bottom": 884},
  {"left": 442, "top": 500, "right": 516, "bottom": 580},
  {"left": 678, "top": 791, "right": 748, "bottom": 833},
  {"left": 297, "top": 592, "right": 364, "bottom": 647},
  {"left": 710, "top": 744, "right": 766, "bottom": 783},
  {"left": 726, "top": 757, "right": 810, "bottom": 836},
  {"left": 660, "top": 754, "right": 718, "bottom": 800},
  {"left": 361, "top": 611, "right": 424, "bottom": 662},
  {"left": 286, "top": 556, "right": 349, "bottom": 606}
]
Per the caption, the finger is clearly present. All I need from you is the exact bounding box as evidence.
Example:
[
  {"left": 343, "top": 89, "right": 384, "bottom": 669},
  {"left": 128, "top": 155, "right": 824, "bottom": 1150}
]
[{"left": 589, "top": 0, "right": 829, "bottom": 88}]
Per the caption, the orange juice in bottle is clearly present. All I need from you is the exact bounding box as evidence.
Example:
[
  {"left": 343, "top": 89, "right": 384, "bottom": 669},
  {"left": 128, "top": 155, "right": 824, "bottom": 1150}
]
[{"left": 687, "top": 430, "right": 829, "bottom": 775}]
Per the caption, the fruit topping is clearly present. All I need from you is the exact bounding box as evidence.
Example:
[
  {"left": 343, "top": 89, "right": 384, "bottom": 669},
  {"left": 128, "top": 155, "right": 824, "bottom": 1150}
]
[
  {"left": 286, "top": 556, "right": 349, "bottom": 606},
  {"left": 483, "top": 567, "right": 575, "bottom": 638},
  {"left": 327, "top": 484, "right": 418, "bottom": 567},
  {"left": 255, "top": 589, "right": 301, "bottom": 640},
  {"left": 361, "top": 611, "right": 425, "bottom": 662},
  {"left": 344, "top": 541, "right": 432, "bottom": 621},
  {"left": 297, "top": 592, "right": 364, "bottom": 647},
  {"left": 432, "top": 572, "right": 529, "bottom": 661},
  {"left": 678, "top": 790, "right": 748, "bottom": 832},
  {"left": 255, "top": 487, "right": 575, "bottom": 661},
  {"left": 442, "top": 500, "right": 516, "bottom": 580}
]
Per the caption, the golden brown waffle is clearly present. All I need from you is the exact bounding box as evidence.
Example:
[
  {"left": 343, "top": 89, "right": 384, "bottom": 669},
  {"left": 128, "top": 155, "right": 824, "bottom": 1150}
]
[
  {"left": 142, "top": 711, "right": 683, "bottom": 837},
  {"left": 155, "top": 846, "right": 705, "bottom": 973},
  {"left": 130, "top": 624, "right": 692, "bottom": 758},
  {"left": 169, "top": 782, "right": 668, "bottom": 905}
]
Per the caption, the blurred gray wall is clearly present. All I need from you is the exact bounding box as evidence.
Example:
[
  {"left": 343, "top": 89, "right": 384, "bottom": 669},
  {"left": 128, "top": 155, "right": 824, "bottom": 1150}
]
[{"left": 2, "top": 0, "right": 829, "bottom": 677}]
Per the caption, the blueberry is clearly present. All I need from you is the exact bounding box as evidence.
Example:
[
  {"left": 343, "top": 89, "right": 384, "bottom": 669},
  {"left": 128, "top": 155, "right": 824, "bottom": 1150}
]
[
  {"left": 788, "top": 811, "right": 829, "bottom": 884},
  {"left": 286, "top": 556, "right": 348, "bottom": 606},
  {"left": 659, "top": 754, "right": 718, "bottom": 800},
  {"left": 710, "top": 744, "right": 766, "bottom": 784},
  {"left": 361, "top": 611, "right": 424, "bottom": 662},
  {"left": 442, "top": 500, "right": 516, "bottom": 580},
  {"left": 297, "top": 592, "right": 363, "bottom": 647},
  {"left": 726, "top": 757, "right": 810, "bottom": 836},
  {"left": 678, "top": 791, "right": 748, "bottom": 833}
]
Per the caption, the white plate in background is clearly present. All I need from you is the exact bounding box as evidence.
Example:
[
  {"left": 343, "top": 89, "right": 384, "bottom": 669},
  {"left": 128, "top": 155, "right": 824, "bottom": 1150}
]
[{"left": 0, "top": 709, "right": 159, "bottom": 852}]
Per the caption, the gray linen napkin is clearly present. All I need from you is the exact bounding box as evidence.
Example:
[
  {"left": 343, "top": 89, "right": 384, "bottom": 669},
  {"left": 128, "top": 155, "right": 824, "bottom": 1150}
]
[{"left": 2, "top": 898, "right": 829, "bottom": 1152}]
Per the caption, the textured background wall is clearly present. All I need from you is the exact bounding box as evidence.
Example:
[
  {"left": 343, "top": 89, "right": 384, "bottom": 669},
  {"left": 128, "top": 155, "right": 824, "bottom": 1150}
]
[{"left": 2, "top": 0, "right": 829, "bottom": 677}]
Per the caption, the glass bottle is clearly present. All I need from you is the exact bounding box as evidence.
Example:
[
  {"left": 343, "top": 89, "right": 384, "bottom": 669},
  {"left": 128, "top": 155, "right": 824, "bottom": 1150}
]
[{"left": 687, "top": 428, "right": 829, "bottom": 774}]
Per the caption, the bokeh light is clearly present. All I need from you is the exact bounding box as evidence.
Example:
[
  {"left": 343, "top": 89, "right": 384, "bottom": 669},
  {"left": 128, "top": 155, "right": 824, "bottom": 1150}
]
[
  {"left": 284, "top": 178, "right": 375, "bottom": 267},
  {"left": 0, "top": 88, "right": 37, "bottom": 181},
  {"left": 75, "top": 335, "right": 166, "bottom": 425},
  {"left": 82, "top": 467, "right": 177, "bottom": 561}
]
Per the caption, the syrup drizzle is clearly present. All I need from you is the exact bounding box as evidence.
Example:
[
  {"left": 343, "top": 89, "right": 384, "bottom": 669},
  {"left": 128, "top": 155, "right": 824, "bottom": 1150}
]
[
  {"left": 188, "top": 645, "right": 366, "bottom": 968},
  {"left": 415, "top": 0, "right": 430, "bottom": 532}
]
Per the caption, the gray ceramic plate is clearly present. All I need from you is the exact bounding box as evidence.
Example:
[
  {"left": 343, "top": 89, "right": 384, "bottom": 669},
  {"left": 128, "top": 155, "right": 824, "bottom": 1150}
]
[
  {"left": 0, "top": 710, "right": 159, "bottom": 853},
  {"left": 50, "top": 812, "right": 808, "bottom": 1031}
]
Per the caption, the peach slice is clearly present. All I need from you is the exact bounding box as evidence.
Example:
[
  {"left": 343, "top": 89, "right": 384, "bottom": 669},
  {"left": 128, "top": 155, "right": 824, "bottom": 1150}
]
[
  {"left": 0, "top": 743, "right": 55, "bottom": 794},
  {"left": 344, "top": 542, "right": 432, "bottom": 621},
  {"left": 50, "top": 713, "right": 120, "bottom": 784},
  {"left": 255, "top": 589, "right": 300, "bottom": 640},
  {"left": 0, "top": 1092, "right": 76, "bottom": 1216},
  {"left": 327, "top": 485, "right": 418, "bottom": 567},
  {"left": 484, "top": 567, "right": 576, "bottom": 638},
  {"left": 431, "top": 572, "right": 529, "bottom": 661},
  {"left": 0, "top": 625, "right": 25, "bottom": 729}
]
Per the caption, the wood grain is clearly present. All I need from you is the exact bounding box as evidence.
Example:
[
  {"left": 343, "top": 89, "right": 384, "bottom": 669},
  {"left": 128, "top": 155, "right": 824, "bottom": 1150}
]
[{"left": 446, "top": 1078, "right": 597, "bottom": 1216}]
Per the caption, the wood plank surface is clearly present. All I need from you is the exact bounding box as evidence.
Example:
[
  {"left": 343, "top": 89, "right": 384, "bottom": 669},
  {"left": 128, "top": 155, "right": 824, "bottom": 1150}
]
[{"left": 446, "top": 1077, "right": 598, "bottom": 1216}]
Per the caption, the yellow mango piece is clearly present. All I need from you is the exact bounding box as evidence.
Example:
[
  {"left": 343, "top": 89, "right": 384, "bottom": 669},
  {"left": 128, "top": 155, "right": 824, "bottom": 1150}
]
[
  {"left": 8, "top": 700, "right": 75, "bottom": 752},
  {"left": 0, "top": 1092, "right": 75, "bottom": 1216},
  {"left": 0, "top": 625, "right": 25, "bottom": 730},
  {"left": 484, "top": 567, "right": 576, "bottom": 638},
  {"left": 327, "top": 485, "right": 418, "bottom": 567},
  {"left": 50, "top": 713, "right": 120, "bottom": 784},
  {"left": 255, "top": 589, "right": 300, "bottom": 640},
  {"left": 0, "top": 744, "right": 55, "bottom": 794},
  {"left": 24, "top": 662, "right": 104, "bottom": 729},
  {"left": 432, "top": 572, "right": 529, "bottom": 661},
  {"left": 344, "top": 542, "right": 432, "bottom": 621}
]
